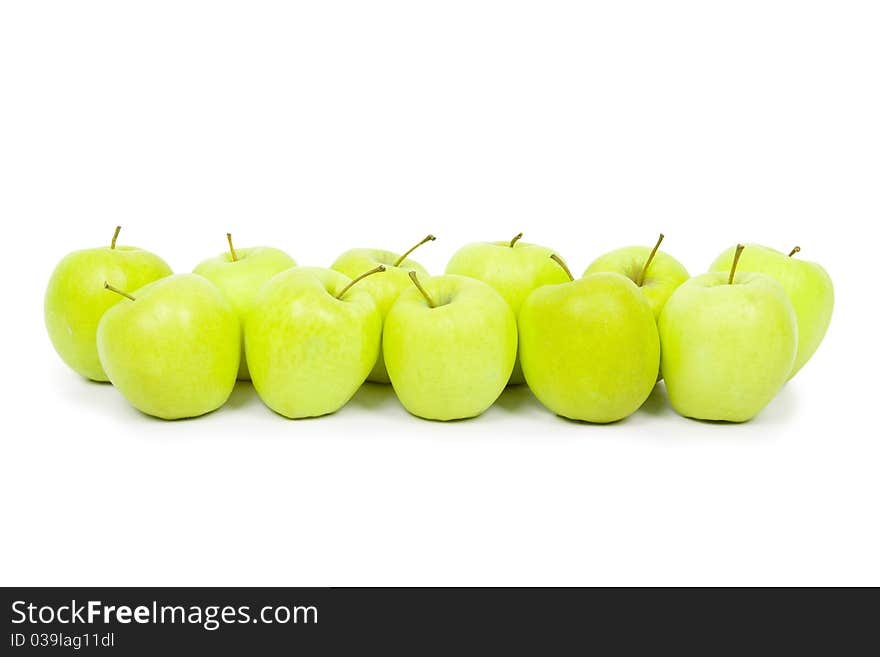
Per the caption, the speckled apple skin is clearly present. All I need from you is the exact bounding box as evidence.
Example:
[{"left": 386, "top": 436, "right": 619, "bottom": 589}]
[
  {"left": 710, "top": 244, "right": 832, "bottom": 379},
  {"left": 660, "top": 271, "right": 797, "bottom": 422},
  {"left": 245, "top": 267, "right": 381, "bottom": 419},
  {"left": 445, "top": 240, "right": 570, "bottom": 385},
  {"left": 97, "top": 273, "right": 240, "bottom": 420},
  {"left": 383, "top": 274, "right": 517, "bottom": 421},
  {"left": 331, "top": 248, "right": 429, "bottom": 384},
  {"left": 45, "top": 246, "right": 172, "bottom": 381},
  {"left": 519, "top": 272, "right": 660, "bottom": 423},
  {"left": 194, "top": 246, "right": 297, "bottom": 381}
]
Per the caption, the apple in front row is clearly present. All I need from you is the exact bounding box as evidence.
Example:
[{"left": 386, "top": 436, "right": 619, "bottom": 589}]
[
  {"left": 445, "top": 233, "right": 571, "bottom": 385},
  {"left": 709, "top": 243, "right": 833, "bottom": 379},
  {"left": 660, "top": 246, "right": 798, "bottom": 422},
  {"left": 97, "top": 274, "right": 240, "bottom": 420},
  {"left": 193, "top": 233, "right": 297, "bottom": 380},
  {"left": 519, "top": 262, "right": 660, "bottom": 424},
  {"left": 383, "top": 273, "right": 517, "bottom": 421},
  {"left": 246, "top": 267, "right": 382, "bottom": 419},
  {"left": 45, "top": 226, "right": 172, "bottom": 382},
  {"left": 331, "top": 235, "right": 435, "bottom": 383}
]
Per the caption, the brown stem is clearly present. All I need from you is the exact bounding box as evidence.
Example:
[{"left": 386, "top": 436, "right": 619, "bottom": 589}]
[
  {"left": 394, "top": 234, "right": 436, "bottom": 267},
  {"left": 104, "top": 281, "right": 135, "bottom": 301},
  {"left": 788, "top": 246, "right": 800, "bottom": 257},
  {"left": 728, "top": 244, "right": 745, "bottom": 284},
  {"left": 549, "top": 254, "right": 574, "bottom": 281},
  {"left": 408, "top": 270, "right": 436, "bottom": 308},
  {"left": 636, "top": 233, "right": 664, "bottom": 286},
  {"left": 336, "top": 265, "right": 385, "bottom": 299},
  {"left": 226, "top": 233, "right": 238, "bottom": 262},
  {"left": 509, "top": 232, "right": 523, "bottom": 247},
  {"left": 110, "top": 226, "right": 121, "bottom": 249}
]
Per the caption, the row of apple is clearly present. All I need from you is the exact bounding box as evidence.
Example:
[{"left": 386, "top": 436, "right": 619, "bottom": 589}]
[{"left": 45, "top": 228, "right": 833, "bottom": 423}]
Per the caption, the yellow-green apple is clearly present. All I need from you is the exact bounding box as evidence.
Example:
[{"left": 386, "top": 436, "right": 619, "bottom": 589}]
[
  {"left": 583, "top": 234, "right": 689, "bottom": 321},
  {"left": 709, "top": 243, "right": 832, "bottom": 379},
  {"left": 660, "top": 245, "right": 798, "bottom": 422},
  {"left": 246, "top": 266, "right": 382, "bottom": 418},
  {"left": 445, "top": 233, "right": 571, "bottom": 384},
  {"left": 97, "top": 273, "right": 240, "bottom": 420},
  {"left": 193, "top": 233, "right": 297, "bottom": 380},
  {"left": 519, "top": 257, "right": 660, "bottom": 423},
  {"left": 383, "top": 272, "right": 516, "bottom": 420},
  {"left": 45, "top": 226, "right": 172, "bottom": 381},
  {"left": 331, "top": 235, "right": 434, "bottom": 383}
]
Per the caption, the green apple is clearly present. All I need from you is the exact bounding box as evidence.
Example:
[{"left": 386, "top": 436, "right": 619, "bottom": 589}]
[
  {"left": 444, "top": 233, "right": 571, "bottom": 384},
  {"left": 97, "top": 273, "right": 240, "bottom": 420},
  {"left": 660, "top": 246, "right": 798, "bottom": 422},
  {"left": 519, "top": 257, "right": 660, "bottom": 423},
  {"left": 583, "top": 234, "right": 689, "bottom": 321},
  {"left": 709, "top": 243, "right": 833, "bottom": 379},
  {"left": 245, "top": 266, "right": 382, "bottom": 418},
  {"left": 193, "top": 233, "right": 297, "bottom": 380},
  {"left": 383, "top": 272, "right": 517, "bottom": 420},
  {"left": 331, "top": 234, "right": 434, "bottom": 383},
  {"left": 44, "top": 226, "right": 172, "bottom": 381}
]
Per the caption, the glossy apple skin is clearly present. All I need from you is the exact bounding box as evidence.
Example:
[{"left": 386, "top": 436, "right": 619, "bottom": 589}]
[
  {"left": 45, "top": 246, "right": 172, "bottom": 381},
  {"left": 383, "top": 274, "right": 517, "bottom": 421},
  {"left": 246, "top": 267, "right": 381, "bottom": 419},
  {"left": 519, "top": 273, "right": 660, "bottom": 423},
  {"left": 331, "top": 248, "right": 429, "bottom": 383},
  {"left": 97, "top": 274, "right": 240, "bottom": 420},
  {"left": 660, "top": 272, "right": 797, "bottom": 422},
  {"left": 709, "top": 244, "right": 833, "bottom": 379},
  {"left": 583, "top": 246, "right": 689, "bottom": 321},
  {"left": 193, "top": 247, "right": 297, "bottom": 380},
  {"left": 445, "top": 240, "right": 570, "bottom": 384}
]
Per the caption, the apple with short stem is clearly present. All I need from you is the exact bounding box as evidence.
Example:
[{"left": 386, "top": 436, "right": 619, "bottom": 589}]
[
  {"left": 709, "top": 243, "right": 832, "bottom": 379},
  {"left": 45, "top": 226, "right": 173, "bottom": 381},
  {"left": 97, "top": 273, "right": 240, "bottom": 419},
  {"left": 660, "top": 245, "right": 798, "bottom": 422},
  {"left": 383, "top": 272, "right": 517, "bottom": 420},
  {"left": 445, "top": 233, "right": 571, "bottom": 385},
  {"left": 518, "top": 255, "right": 660, "bottom": 423},
  {"left": 331, "top": 235, "right": 435, "bottom": 383},
  {"left": 193, "top": 232, "right": 297, "bottom": 380},
  {"left": 246, "top": 266, "right": 384, "bottom": 418}
]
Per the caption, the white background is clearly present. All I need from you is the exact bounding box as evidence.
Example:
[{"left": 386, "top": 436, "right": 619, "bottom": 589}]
[{"left": 1, "top": 1, "right": 878, "bottom": 586}]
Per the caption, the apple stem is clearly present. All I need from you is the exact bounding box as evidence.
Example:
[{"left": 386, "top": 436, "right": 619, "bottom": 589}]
[
  {"left": 788, "top": 246, "right": 800, "bottom": 257},
  {"left": 635, "top": 233, "right": 665, "bottom": 287},
  {"left": 549, "top": 254, "right": 574, "bottom": 281},
  {"left": 226, "top": 233, "right": 238, "bottom": 262},
  {"left": 509, "top": 232, "right": 523, "bottom": 247},
  {"left": 336, "top": 265, "right": 386, "bottom": 299},
  {"left": 110, "top": 225, "right": 121, "bottom": 249},
  {"left": 394, "top": 234, "right": 436, "bottom": 267},
  {"left": 104, "top": 281, "right": 135, "bottom": 301},
  {"left": 408, "top": 270, "right": 436, "bottom": 308},
  {"left": 728, "top": 244, "right": 745, "bottom": 284}
]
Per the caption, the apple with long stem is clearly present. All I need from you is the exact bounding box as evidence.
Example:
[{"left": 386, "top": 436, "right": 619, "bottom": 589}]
[
  {"left": 193, "top": 233, "right": 297, "bottom": 380},
  {"left": 97, "top": 273, "right": 240, "bottom": 419},
  {"left": 709, "top": 243, "right": 832, "bottom": 379},
  {"left": 245, "top": 266, "right": 384, "bottom": 418},
  {"left": 445, "top": 233, "right": 571, "bottom": 385},
  {"left": 383, "top": 272, "right": 517, "bottom": 420},
  {"left": 518, "top": 255, "right": 660, "bottom": 423},
  {"left": 331, "top": 234, "right": 435, "bottom": 383},
  {"left": 45, "top": 226, "right": 173, "bottom": 381},
  {"left": 660, "top": 245, "right": 798, "bottom": 422}
]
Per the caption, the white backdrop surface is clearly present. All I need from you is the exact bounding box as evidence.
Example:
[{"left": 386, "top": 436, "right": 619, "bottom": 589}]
[{"left": 1, "top": 1, "right": 877, "bottom": 586}]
